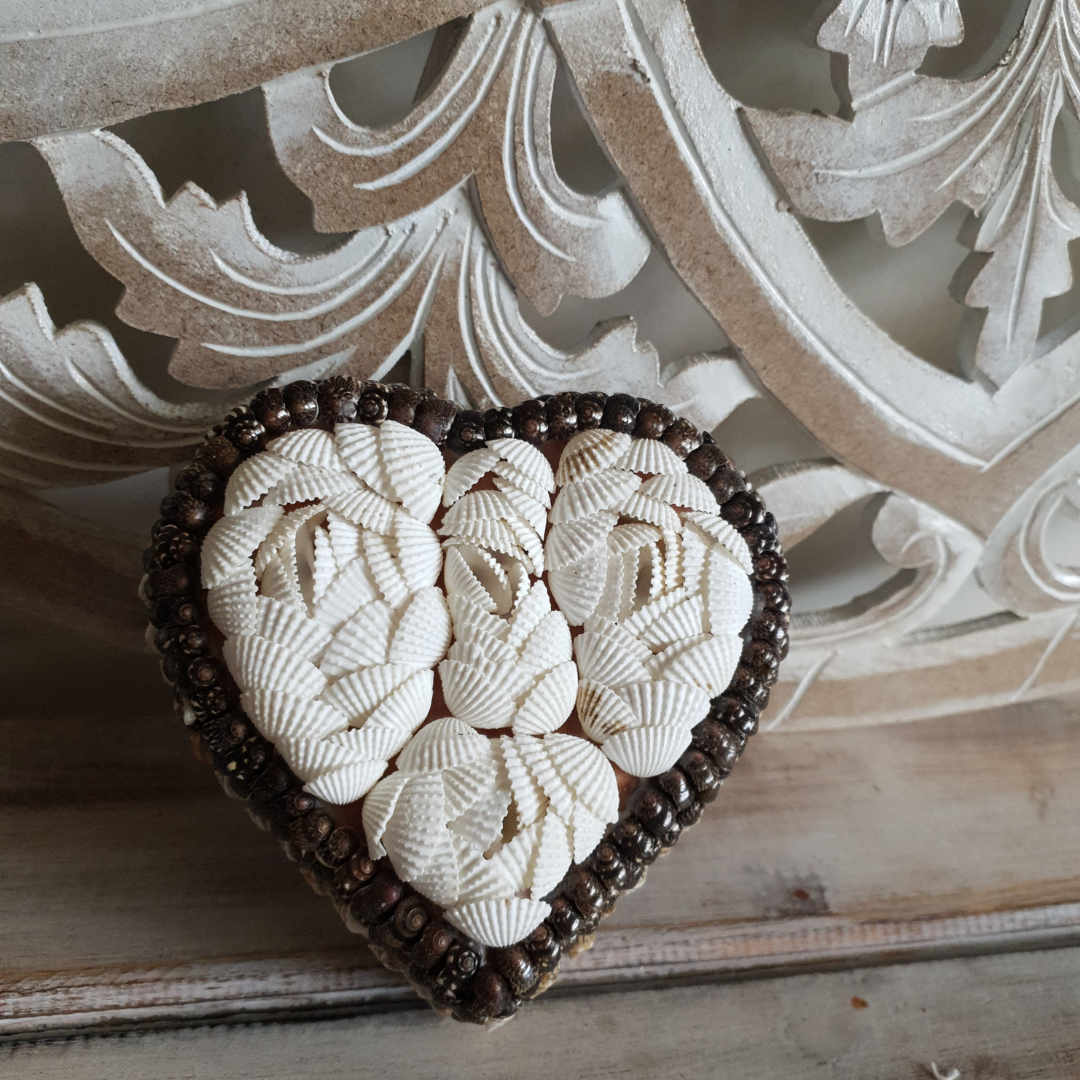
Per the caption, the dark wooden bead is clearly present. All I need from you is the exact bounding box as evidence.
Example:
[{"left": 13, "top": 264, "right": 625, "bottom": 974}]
[
  {"left": 610, "top": 818, "right": 661, "bottom": 865},
  {"left": 158, "top": 493, "right": 209, "bottom": 533},
  {"left": 545, "top": 897, "right": 584, "bottom": 945},
  {"left": 753, "top": 550, "right": 789, "bottom": 584},
  {"left": 200, "top": 714, "right": 252, "bottom": 755},
  {"left": 742, "top": 639, "right": 781, "bottom": 686},
  {"left": 289, "top": 809, "right": 335, "bottom": 853},
  {"left": 679, "top": 748, "right": 722, "bottom": 803},
  {"left": 350, "top": 871, "right": 404, "bottom": 924},
  {"left": 167, "top": 532, "right": 200, "bottom": 564},
  {"left": 177, "top": 627, "right": 210, "bottom": 655},
  {"left": 317, "top": 376, "right": 360, "bottom": 427},
  {"left": 752, "top": 606, "right": 788, "bottom": 642},
  {"left": 731, "top": 665, "right": 770, "bottom": 709},
  {"left": 186, "top": 655, "right": 219, "bottom": 688},
  {"left": 756, "top": 580, "right": 792, "bottom": 617},
  {"left": 447, "top": 409, "right": 486, "bottom": 454},
  {"left": 743, "top": 521, "right": 781, "bottom": 558},
  {"left": 149, "top": 597, "right": 198, "bottom": 629},
  {"left": 249, "top": 762, "right": 293, "bottom": 804},
  {"left": 146, "top": 562, "right": 195, "bottom": 600},
  {"left": 657, "top": 766, "right": 696, "bottom": 811},
  {"left": 173, "top": 464, "right": 220, "bottom": 502},
  {"left": 633, "top": 401, "right": 674, "bottom": 440},
  {"left": 563, "top": 866, "right": 606, "bottom": 920},
  {"left": 601, "top": 392, "right": 639, "bottom": 433},
  {"left": 590, "top": 842, "right": 633, "bottom": 891},
  {"left": 279, "top": 789, "right": 320, "bottom": 821},
  {"left": 544, "top": 392, "right": 579, "bottom": 440},
  {"left": 391, "top": 896, "right": 430, "bottom": 943},
  {"left": 685, "top": 442, "right": 730, "bottom": 480},
  {"left": 721, "top": 490, "right": 765, "bottom": 529},
  {"left": 464, "top": 967, "right": 513, "bottom": 1022},
  {"left": 631, "top": 787, "right": 681, "bottom": 846},
  {"left": 524, "top": 923, "right": 561, "bottom": 974},
  {"left": 220, "top": 738, "right": 274, "bottom": 792},
  {"left": 357, "top": 388, "right": 389, "bottom": 423},
  {"left": 386, "top": 385, "right": 421, "bottom": 425},
  {"left": 283, "top": 381, "right": 320, "bottom": 427},
  {"left": 692, "top": 715, "right": 745, "bottom": 772},
  {"left": 415, "top": 397, "right": 459, "bottom": 445},
  {"left": 490, "top": 946, "right": 539, "bottom": 997},
  {"left": 441, "top": 942, "right": 483, "bottom": 983},
  {"left": 409, "top": 922, "right": 454, "bottom": 971},
  {"left": 317, "top": 826, "right": 361, "bottom": 868},
  {"left": 706, "top": 465, "right": 748, "bottom": 504},
  {"left": 483, "top": 407, "right": 515, "bottom": 442},
  {"left": 188, "top": 685, "right": 230, "bottom": 723},
  {"left": 677, "top": 800, "right": 704, "bottom": 828},
  {"left": 250, "top": 387, "right": 291, "bottom": 435},
  {"left": 512, "top": 399, "right": 548, "bottom": 444},
  {"left": 159, "top": 654, "right": 181, "bottom": 687},
  {"left": 660, "top": 417, "right": 701, "bottom": 458},
  {"left": 711, "top": 694, "right": 757, "bottom": 741},
  {"left": 195, "top": 435, "right": 242, "bottom": 477},
  {"left": 332, "top": 854, "right": 377, "bottom": 902},
  {"left": 576, "top": 392, "right": 606, "bottom": 430},
  {"left": 225, "top": 416, "right": 266, "bottom": 453}
]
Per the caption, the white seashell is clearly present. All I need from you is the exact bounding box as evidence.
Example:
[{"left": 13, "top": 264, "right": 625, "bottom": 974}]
[
  {"left": 633, "top": 595, "right": 707, "bottom": 651},
  {"left": 512, "top": 662, "right": 578, "bottom": 735},
  {"left": 499, "top": 736, "right": 549, "bottom": 828},
  {"left": 323, "top": 485, "right": 397, "bottom": 533},
  {"left": 310, "top": 527, "right": 338, "bottom": 605},
  {"left": 556, "top": 429, "right": 633, "bottom": 485},
  {"left": 361, "top": 669, "right": 434, "bottom": 736},
  {"left": 528, "top": 810, "right": 573, "bottom": 898},
  {"left": 685, "top": 512, "right": 754, "bottom": 574},
  {"left": 680, "top": 521, "right": 709, "bottom": 593},
  {"left": 389, "top": 587, "right": 451, "bottom": 667},
  {"left": 410, "top": 830, "right": 461, "bottom": 908},
  {"left": 505, "top": 513, "right": 545, "bottom": 576},
  {"left": 334, "top": 423, "right": 390, "bottom": 495},
  {"left": 606, "top": 521, "right": 662, "bottom": 556},
  {"left": 253, "top": 506, "right": 323, "bottom": 587},
  {"left": 269, "top": 427, "right": 347, "bottom": 471},
  {"left": 449, "top": 786, "right": 512, "bottom": 856},
  {"left": 574, "top": 631, "right": 651, "bottom": 688},
  {"left": 392, "top": 514, "right": 442, "bottom": 588},
  {"left": 442, "top": 752, "right": 501, "bottom": 820},
  {"left": 330, "top": 723, "right": 410, "bottom": 763},
  {"left": 591, "top": 551, "right": 624, "bottom": 623},
  {"left": 546, "top": 548, "right": 607, "bottom": 627},
  {"left": 445, "top": 898, "right": 551, "bottom": 949},
  {"left": 571, "top": 803, "right": 610, "bottom": 865},
  {"left": 543, "top": 733, "right": 619, "bottom": 823},
  {"left": 644, "top": 634, "right": 709, "bottom": 680},
  {"left": 576, "top": 680, "right": 638, "bottom": 743},
  {"left": 544, "top": 512, "right": 618, "bottom": 572},
  {"left": 621, "top": 588, "right": 688, "bottom": 639},
  {"left": 441, "top": 489, "right": 516, "bottom": 531},
  {"left": 487, "top": 438, "right": 555, "bottom": 491},
  {"left": 602, "top": 724, "right": 692, "bottom": 777},
  {"left": 362, "top": 772, "right": 409, "bottom": 859},
  {"left": 637, "top": 540, "right": 665, "bottom": 605},
  {"left": 451, "top": 626, "right": 518, "bottom": 665},
  {"left": 360, "top": 531, "right": 409, "bottom": 607},
  {"left": 242, "top": 689, "right": 348, "bottom": 742},
  {"left": 443, "top": 544, "right": 502, "bottom": 615},
  {"left": 253, "top": 595, "right": 333, "bottom": 662},
  {"left": 449, "top": 593, "right": 510, "bottom": 642},
  {"left": 224, "top": 453, "right": 298, "bottom": 515},
  {"left": 705, "top": 550, "right": 755, "bottom": 636},
  {"left": 494, "top": 477, "right": 549, "bottom": 535},
  {"left": 454, "top": 836, "right": 516, "bottom": 903},
  {"left": 396, "top": 717, "right": 489, "bottom": 774},
  {"left": 379, "top": 421, "right": 445, "bottom": 522},
  {"left": 320, "top": 662, "right": 416, "bottom": 722},
  {"left": 201, "top": 504, "right": 283, "bottom": 588},
  {"left": 549, "top": 469, "right": 641, "bottom": 524},
  {"left": 382, "top": 772, "right": 447, "bottom": 880},
  {"left": 325, "top": 511, "right": 363, "bottom": 569},
  {"left": 492, "top": 461, "right": 552, "bottom": 506},
  {"left": 319, "top": 600, "right": 393, "bottom": 678},
  {"left": 660, "top": 529, "right": 683, "bottom": 594},
  {"left": 443, "top": 447, "right": 500, "bottom": 506},
  {"left": 659, "top": 633, "right": 741, "bottom": 695},
  {"left": 580, "top": 616, "right": 654, "bottom": 661},
  {"left": 223, "top": 635, "right": 328, "bottom": 697},
  {"left": 490, "top": 823, "right": 540, "bottom": 892},
  {"left": 276, "top": 736, "right": 356, "bottom": 782},
  {"left": 311, "top": 556, "right": 379, "bottom": 631},
  {"left": 505, "top": 582, "right": 552, "bottom": 651},
  {"left": 207, "top": 567, "right": 259, "bottom": 635},
  {"left": 439, "top": 652, "right": 534, "bottom": 729},
  {"left": 640, "top": 472, "right": 717, "bottom": 513},
  {"left": 513, "top": 736, "right": 576, "bottom": 821},
  {"left": 442, "top": 518, "right": 523, "bottom": 560},
  {"left": 258, "top": 553, "right": 304, "bottom": 609},
  {"left": 264, "top": 462, "right": 359, "bottom": 507},
  {"left": 619, "top": 437, "right": 688, "bottom": 476},
  {"left": 616, "top": 679, "right": 711, "bottom": 731},
  {"left": 304, "top": 760, "right": 386, "bottom": 805},
  {"left": 517, "top": 611, "right": 573, "bottom": 676},
  {"left": 617, "top": 491, "right": 682, "bottom": 533}
]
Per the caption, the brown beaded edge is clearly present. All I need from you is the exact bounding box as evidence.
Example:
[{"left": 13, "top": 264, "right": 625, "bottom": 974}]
[{"left": 140, "top": 378, "right": 790, "bottom": 1025}]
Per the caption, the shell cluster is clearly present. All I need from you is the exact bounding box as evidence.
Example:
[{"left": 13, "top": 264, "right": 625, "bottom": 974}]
[{"left": 203, "top": 423, "right": 754, "bottom": 948}]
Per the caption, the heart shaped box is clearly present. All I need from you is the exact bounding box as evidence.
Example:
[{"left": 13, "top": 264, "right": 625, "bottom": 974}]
[{"left": 142, "top": 379, "right": 789, "bottom": 1025}]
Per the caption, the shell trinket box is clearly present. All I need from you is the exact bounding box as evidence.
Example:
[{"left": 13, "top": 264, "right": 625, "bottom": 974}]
[{"left": 141, "top": 378, "right": 789, "bottom": 1025}]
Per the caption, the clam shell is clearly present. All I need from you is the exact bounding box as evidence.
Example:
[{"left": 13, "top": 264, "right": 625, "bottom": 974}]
[
  {"left": 323, "top": 485, "right": 397, "bottom": 533},
  {"left": 264, "top": 462, "right": 359, "bottom": 507},
  {"left": 319, "top": 600, "right": 393, "bottom": 678},
  {"left": 494, "top": 477, "right": 549, "bottom": 535},
  {"left": 499, "top": 736, "right": 549, "bottom": 828},
  {"left": 606, "top": 522, "right": 662, "bottom": 555},
  {"left": 644, "top": 634, "right": 708, "bottom": 680},
  {"left": 382, "top": 772, "right": 448, "bottom": 879},
  {"left": 362, "top": 771, "right": 409, "bottom": 859},
  {"left": 379, "top": 420, "right": 445, "bottom": 521},
  {"left": 396, "top": 716, "right": 489, "bottom": 774},
  {"left": 442, "top": 518, "right": 523, "bottom": 560},
  {"left": 439, "top": 652, "right": 533, "bottom": 729},
  {"left": 320, "top": 662, "right": 416, "bottom": 722},
  {"left": 311, "top": 556, "right": 379, "bottom": 631},
  {"left": 242, "top": 689, "right": 348, "bottom": 741},
  {"left": 224, "top": 453, "right": 298, "bottom": 515},
  {"left": 330, "top": 723, "right": 410, "bottom": 762},
  {"left": 528, "top": 810, "right": 573, "bottom": 898},
  {"left": 617, "top": 491, "right": 682, "bottom": 533},
  {"left": 444, "top": 898, "right": 551, "bottom": 949},
  {"left": 304, "top": 759, "right": 386, "bottom": 805},
  {"left": 512, "top": 662, "right": 578, "bottom": 736},
  {"left": 580, "top": 616, "right": 654, "bottom": 660},
  {"left": 706, "top": 551, "right": 755, "bottom": 636},
  {"left": 640, "top": 472, "right": 717, "bottom": 513},
  {"left": 513, "top": 736, "right": 575, "bottom": 821},
  {"left": 410, "top": 830, "right": 460, "bottom": 908},
  {"left": 443, "top": 447, "right": 500, "bottom": 507},
  {"left": 444, "top": 544, "right": 503, "bottom": 615},
  {"left": 634, "top": 595, "right": 707, "bottom": 651},
  {"left": 449, "top": 594, "right": 511, "bottom": 645},
  {"left": 556, "top": 429, "right": 633, "bottom": 485},
  {"left": 591, "top": 551, "right": 624, "bottom": 623},
  {"left": 311, "top": 527, "right": 338, "bottom": 605},
  {"left": 201, "top": 504, "right": 283, "bottom": 588},
  {"left": 546, "top": 548, "right": 607, "bottom": 627},
  {"left": 253, "top": 595, "right": 333, "bottom": 661},
  {"left": 223, "top": 635, "right": 328, "bottom": 697},
  {"left": 393, "top": 514, "right": 442, "bottom": 588},
  {"left": 326, "top": 511, "right": 363, "bottom": 569},
  {"left": 454, "top": 835, "right": 516, "bottom": 903},
  {"left": 492, "top": 461, "right": 551, "bottom": 506},
  {"left": 570, "top": 803, "right": 609, "bottom": 865},
  {"left": 544, "top": 512, "right": 618, "bottom": 572},
  {"left": 659, "top": 633, "right": 741, "bottom": 695},
  {"left": 574, "top": 630, "right": 651, "bottom": 688},
  {"left": 602, "top": 724, "right": 692, "bottom": 777},
  {"left": 616, "top": 679, "right": 711, "bottom": 731},
  {"left": 621, "top": 588, "right": 689, "bottom": 640},
  {"left": 334, "top": 423, "right": 390, "bottom": 495},
  {"left": 576, "top": 679, "right": 638, "bottom": 743},
  {"left": 449, "top": 786, "right": 512, "bottom": 856},
  {"left": 490, "top": 822, "right": 540, "bottom": 892},
  {"left": 254, "top": 504, "right": 323, "bottom": 575},
  {"left": 207, "top": 567, "right": 259, "bottom": 636},
  {"left": 258, "top": 552, "right": 304, "bottom": 609},
  {"left": 517, "top": 611, "right": 573, "bottom": 675},
  {"left": 685, "top": 512, "right": 754, "bottom": 574},
  {"left": 362, "top": 669, "right": 434, "bottom": 735},
  {"left": 543, "top": 733, "right": 619, "bottom": 823},
  {"left": 549, "top": 469, "right": 641, "bottom": 524},
  {"left": 619, "top": 437, "right": 687, "bottom": 476},
  {"left": 487, "top": 438, "right": 555, "bottom": 491},
  {"left": 276, "top": 735, "right": 356, "bottom": 782},
  {"left": 360, "top": 531, "right": 409, "bottom": 607},
  {"left": 442, "top": 752, "right": 501, "bottom": 820},
  {"left": 680, "top": 521, "right": 709, "bottom": 593},
  {"left": 506, "top": 513, "right": 545, "bottom": 576},
  {"left": 441, "top": 490, "right": 516, "bottom": 531},
  {"left": 389, "top": 587, "right": 451, "bottom": 667},
  {"left": 451, "top": 626, "right": 518, "bottom": 665},
  {"left": 269, "top": 427, "right": 346, "bottom": 471},
  {"left": 505, "top": 581, "right": 552, "bottom": 651}
]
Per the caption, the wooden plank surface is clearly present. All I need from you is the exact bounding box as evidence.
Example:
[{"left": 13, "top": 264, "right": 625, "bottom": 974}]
[{"left": 3, "top": 608, "right": 1080, "bottom": 1039}]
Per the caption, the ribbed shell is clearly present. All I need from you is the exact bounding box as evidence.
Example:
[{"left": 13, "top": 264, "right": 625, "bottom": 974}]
[
  {"left": 389, "top": 587, "right": 451, "bottom": 668},
  {"left": 207, "top": 568, "right": 259, "bottom": 636},
  {"left": 607, "top": 522, "right": 662, "bottom": 555},
  {"left": 326, "top": 511, "right": 363, "bottom": 568},
  {"left": 543, "top": 733, "right": 619, "bottom": 823},
  {"left": 499, "top": 736, "right": 549, "bottom": 827},
  {"left": 396, "top": 717, "right": 489, "bottom": 774},
  {"left": 618, "top": 437, "right": 687, "bottom": 476},
  {"left": 512, "top": 662, "right": 578, "bottom": 736},
  {"left": 334, "top": 423, "right": 388, "bottom": 494},
  {"left": 517, "top": 737, "right": 575, "bottom": 822},
  {"left": 379, "top": 421, "right": 445, "bottom": 520},
  {"left": 201, "top": 504, "right": 283, "bottom": 588},
  {"left": 242, "top": 689, "right": 348, "bottom": 741},
  {"left": 253, "top": 595, "right": 333, "bottom": 661},
  {"left": 576, "top": 679, "right": 637, "bottom": 743},
  {"left": 574, "top": 630, "right": 651, "bottom": 688},
  {"left": 616, "top": 679, "right": 711, "bottom": 731},
  {"left": 441, "top": 489, "right": 516, "bottom": 531},
  {"left": 323, "top": 485, "right": 397, "bottom": 533},
  {"left": 659, "top": 633, "right": 741, "bottom": 695},
  {"left": 555, "top": 429, "right": 632, "bottom": 485},
  {"left": 442, "top": 753, "right": 501, "bottom": 820},
  {"left": 546, "top": 548, "right": 607, "bottom": 627},
  {"left": 517, "top": 611, "right": 573, "bottom": 675},
  {"left": 487, "top": 438, "right": 555, "bottom": 491},
  {"left": 444, "top": 898, "right": 552, "bottom": 949},
  {"left": 602, "top": 724, "right": 692, "bottom": 778},
  {"left": 528, "top": 810, "right": 573, "bottom": 897},
  {"left": 319, "top": 600, "right": 393, "bottom": 678},
  {"left": 571, "top": 803, "right": 609, "bottom": 865},
  {"left": 449, "top": 594, "right": 510, "bottom": 643},
  {"left": 276, "top": 736, "right": 356, "bottom": 782},
  {"left": 449, "top": 786, "right": 511, "bottom": 856},
  {"left": 549, "top": 469, "right": 641, "bottom": 524},
  {"left": 443, "top": 544, "right": 502, "bottom": 614},
  {"left": 410, "top": 831, "right": 460, "bottom": 908},
  {"left": 304, "top": 759, "right": 386, "bottom": 804},
  {"left": 360, "top": 531, "right": 409, "bottom": 607},
  {"left": 223, "top": 635, "right": 328, "bottom": 697},
  {"left": 684, "top": 512, "right": 754, "bottom": 574},
  {"left": 640, "top": 472, "right": 717, "bottom": 513},
  {"left": 443, "top": 447, "right": 500, "bottom": 506},
  {"left": 268, "top": 427, "right": 347, "bottom": 470},
  {"left": 544, "top": 512, "right": 617, "bottom": 571},
  {"left": 381, "top": 772, "right": 447, "bottom": 879},
  {"left": 494, "top": 478, "right": 548, "bottom": 535},
  {"left": 319, "top": 662, "right": 416, "bottom": 723},
  {"left": 617, "top": 491, "right": 682, "bottom": 533},
  {"left": 362, "top": 772, "right": 409, "bottom": 859},
  {"left": 490, "top": 822, "right": 540, "bottom": 892},
  {"left": 393, "top": 514, "right": 442, "bottom": 587},
  {"left": 439, "top": 651, "right": 533, "bottom": 729},
  {"left": 358, "top": 670, "right": 434, "bottom": 738},
  {"left": 705, "top": 551, "right": 755, "bottom": 636},
  {"left": 492, "top": 461, "right": 551, "bottom": 506},
  {"left": 311, "top": 557, "right": 379, "bottom": 631},
  {"left": 637, "top": 596, "right": 708, "bottom": 651},
  {"left": 442, "top": 518, "right": 523, "bottom": 560},
  {"left": 330, "top": 722, "right": 410, "bottom": 762},
  {"left": 454, "top": 835, "right": 516, "bottom": 902},
  {"left": 265, "top": 462, "right": 359, "bottom": 507},
  {"left": 505, "top": 582, "right": 551, "bottom": 651},
  {"left": 224, "top": 453, "right": 298, "bottom": 515}
]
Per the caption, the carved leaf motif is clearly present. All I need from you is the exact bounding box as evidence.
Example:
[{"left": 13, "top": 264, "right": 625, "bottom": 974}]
[
  {"left": 0, "top": 284, "right": 236, "bottom": 488},
  {"left": 748, "top": 0, "right": 1080, "bottom": 388}
]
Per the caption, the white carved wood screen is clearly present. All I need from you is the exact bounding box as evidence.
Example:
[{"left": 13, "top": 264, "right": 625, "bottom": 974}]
[{"left": 0, "top": 0, "right": 1076, "bottom": 731}]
